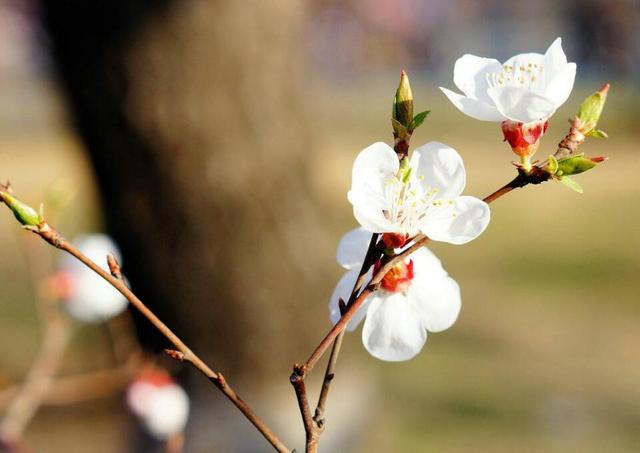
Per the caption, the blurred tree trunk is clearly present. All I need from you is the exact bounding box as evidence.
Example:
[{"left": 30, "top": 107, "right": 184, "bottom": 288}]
[{"left": 41, "top": 0, "right": 334, "bottom": 449}]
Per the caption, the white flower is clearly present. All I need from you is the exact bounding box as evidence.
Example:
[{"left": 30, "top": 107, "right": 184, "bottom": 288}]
[
  {"left": 329, "top": 228, "right": 461, "bottom": 362},
  {"left": 127, "top": 371, "right": 190, "bottom": 440},
  {"left": 348, "top": 141, "right": 490, "bottom": 245},
  {"left": 57, "top": 234, "right": 128, "bottom": 323},
  {"left": 440, "top": 38, "right": 576, "bottom": 123}
]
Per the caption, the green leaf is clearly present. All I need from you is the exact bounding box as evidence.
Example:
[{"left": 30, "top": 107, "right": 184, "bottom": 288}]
[
  {"left": 409, "top": 110, "right": 431, "bottom": 132},
  {"left": 391, "top": 118, "right": 408, "bottom": 137},
  {"left": 586, "top": 129, "right": 608, "bottom": 138},
  {"left": 559, "top": 176, "right": 583, "bottom": 194}
]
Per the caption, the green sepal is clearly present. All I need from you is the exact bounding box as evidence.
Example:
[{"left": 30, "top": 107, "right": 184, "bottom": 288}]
[
  {"left": 556, "top": 155, "right": 597, "bottom": 176},
  {"left": 408, "top": 110, "right": 430, "bottom": 132},
  {"left": 391, "top": 118, "right": 408, "bottom": 138},
  {"left": 586, "top": 129, "right": 608, "bottom": 139},
  {"left": 559, "top": 176, "right": 583, "bottom": 193}
]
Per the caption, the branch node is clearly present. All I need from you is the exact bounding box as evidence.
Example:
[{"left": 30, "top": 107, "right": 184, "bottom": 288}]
[
  {"left": 107, "top": 253, "right": 123, "bottom": 280},
  {"left": 164, "top": 349, "right": 185, "bottom": 361}
]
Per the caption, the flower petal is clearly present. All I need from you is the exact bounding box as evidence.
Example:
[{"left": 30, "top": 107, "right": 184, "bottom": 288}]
[
  {"left": 440, "top": 87, "right": 505, "bottom": 121},
  {"left": 410, "top": 247, "right": 448, "bottom": 280},
  {"left": 543, "top": 37, "right": 569, "bottom": 77},
  {"left": 351, "top": 142, "right": 399, "bottom": 190},
  {"left": 487, "top": 86, "right": 557, "bottom": 122},
  {"left": 543, "top": 62, "right": 576, "bottom": 108},
  {"left": 419, "top": 196, "right": 490, "bottom": 245},
  {"left": 410, "top": 141, "right": 466, "bottom": 201},
  {"left": 336, "top": 227, "right": 373, "bottom": 269},
  {"left": 329, "top": 269, "right": 371, "bottom": 331},
  {"left": 409, "top": 275, "right": 461, "bottom": 333},
  {"left": 362, "top": 292, "right": 426, "bottom": 361},
  {"left": 348, "top": 142, "right": 401, "bottom": 233},
  {"left": 453, "top": 54, "right": 504, "bottom": 103}
]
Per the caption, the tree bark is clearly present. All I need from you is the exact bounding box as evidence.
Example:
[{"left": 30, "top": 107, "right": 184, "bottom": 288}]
[{"left": 40, "top": 2, "right": 333, "bottom": 449}]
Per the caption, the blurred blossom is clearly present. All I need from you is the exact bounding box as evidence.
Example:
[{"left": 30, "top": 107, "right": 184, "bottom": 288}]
[
  {"left": 56, "top": 234, "right": 128, "bottom": 323},
  {"left": 127, "top": 369, "right": 190, "bottom": 441}
]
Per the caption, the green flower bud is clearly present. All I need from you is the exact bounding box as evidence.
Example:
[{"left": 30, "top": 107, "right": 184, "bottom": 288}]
[
  {"left": 0, "top": 191, "right": 41, "bottom": 226},
  {"left": 392, "top": 70, "right": 414, "bottom": 132},
  {"left": 576, "top": 83, "right": 609, "bottom": 136}
]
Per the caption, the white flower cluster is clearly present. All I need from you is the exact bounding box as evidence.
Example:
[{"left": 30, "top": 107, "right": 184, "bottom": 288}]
[{"left": 330, "top": 38, "right": 576, "bottom": 362}]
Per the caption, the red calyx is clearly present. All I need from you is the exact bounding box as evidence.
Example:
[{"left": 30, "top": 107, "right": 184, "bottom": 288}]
[
  {"left": 382, "top": 232, "right": 409, "bottom": 249},
  {"left": 374, "top": 259, "right": 414, "bottom": 293}
]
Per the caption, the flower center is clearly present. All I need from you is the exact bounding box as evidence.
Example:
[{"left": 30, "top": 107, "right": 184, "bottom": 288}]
[
  {"left": 487, "top": 61, "right": 545, "bottom": 91},
  {"left": 382, "top": 169, "right": 453, "bottom": 235},
  {"left": 375, "top": 259, "right": 414, "bottom": 293}
]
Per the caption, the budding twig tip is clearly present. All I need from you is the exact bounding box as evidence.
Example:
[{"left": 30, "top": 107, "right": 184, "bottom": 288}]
[
  {"left": 599, "top": 83, "right": 610, "bottom": 94},
  {"left": 164, "top": 349, "right": 185, "bottom": 361}
]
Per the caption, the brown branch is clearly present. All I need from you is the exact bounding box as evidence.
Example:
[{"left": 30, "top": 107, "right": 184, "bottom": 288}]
[
  {"left": 24, "top": 223, "right": 290, "bottom": 453},
  {"left": 313, "top": 234, "right": 379, "bottom": 426},
  {"left": 292, "top": 169, "right": 547, "bottom": 451}
]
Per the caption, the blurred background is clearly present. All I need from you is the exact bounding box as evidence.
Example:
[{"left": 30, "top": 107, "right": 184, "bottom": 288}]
[{"left": 0, "top": 0, "right": 639, "bottom": 451}]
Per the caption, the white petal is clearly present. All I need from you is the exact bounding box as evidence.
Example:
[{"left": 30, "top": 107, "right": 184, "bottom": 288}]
[
  {"left": 503, "top": 52, "right": 545, "bottom": 72},
  {"left": 351, "top": 142, "right": 399, "bottom": 190},
  {"left": 453, "top": 54, "right": 503, "bottom": 103},
  {"left": 543, "top": 62, "right": 576, "bottom": 108},
  {"left": 409, "top": 276, "right": 461, "bottom": 332},
  {"left": 329, "top": 269, "right": 371, "bottom": 331},
  {"left": 410, "top": 247, "right": 447, "bottom": 280},
  {"left": 348, "top": 194, "right": 397, "bottom": 233},
  {"left": 348, "top": 142, "right": 402, "bottom": 233},
  {"left": 543, "top": 37, "right": 569, "bottom": 77},
  {"left": 336, "top": 228, "right": 373, "bottom": 269},
  {"left": 487, "top": 86, "right": 557, "bottom": 122},
  {"left": 419, "top": 196, "right": 490, "bottom": 245},
  {"left": 410, "top": 141, "right": 466, "bottom": 201},
  {"left": 362, "top": 292, "right": 426, "bottom": 361},
  {"left": 440, "top": 87, "right": 505, "bottom": 121}
]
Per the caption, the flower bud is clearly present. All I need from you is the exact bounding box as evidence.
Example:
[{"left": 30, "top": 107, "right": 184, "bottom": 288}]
[
  {"left": 501, "top": 119, "right": 549, "bottom": 158},
  {"left": 392, "top": 70, "right": 414, "bottom": 134},
  {"left": 576, "top": 83, "right": 609, "bottom": 136},
  {"left": 0, "top": 190, "right": 40, "bottom": 227}
]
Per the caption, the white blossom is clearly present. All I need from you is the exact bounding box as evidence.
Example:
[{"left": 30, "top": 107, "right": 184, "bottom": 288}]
[
  {"left": 127, "top": 371, "right": 190, "bottom": 440},
  {"left": 440, "top": 38, "right": 576, "bottom": 123},
  {"left": 57, "top": 234, "right": 128, "bottom": 323},
  {"left": 348, "top": 141, "right": 490, "bottom": 245},
  {"left": 329, "top": 228, "right": 461, "bottom": 362}
]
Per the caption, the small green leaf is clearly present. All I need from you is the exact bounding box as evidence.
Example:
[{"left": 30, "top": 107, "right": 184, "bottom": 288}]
[
  {"left": 559, "top": 176, "right": 583, "bottom": 193},
  {"left": 556, "top": 155, "right": 597, "bottom": 176},
  {"left": 391, "top": 118, "right": 408, "bottom": 137},
  {"left": 586, "top": 129, "right": 608, "bottom": 138},
  {"left": 409, "top": 110, "right": 431, "bottom": 132}
]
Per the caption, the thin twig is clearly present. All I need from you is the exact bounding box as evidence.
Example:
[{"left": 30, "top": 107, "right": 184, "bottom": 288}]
[
  {"left": 293, "top": 173, "right": 537, "bottom": 449},
  {"left": 25, "top": 224, "right": 290, "bottom": 453},
  {"left": 313, "top": 234, "right": 379, "bottom": 426}
]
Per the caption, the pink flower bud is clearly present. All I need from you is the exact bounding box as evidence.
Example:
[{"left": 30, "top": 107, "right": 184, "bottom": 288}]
[{"left": 501, "top": 119, "right": 549, "bottom": 158}]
